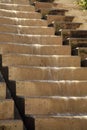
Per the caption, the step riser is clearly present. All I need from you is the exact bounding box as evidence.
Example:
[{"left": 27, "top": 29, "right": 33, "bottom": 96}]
[
  {"left": 61, "top": 30, "right": 87, "bottom": 41},
  {"left": 0, "top": 17, "right": 47, "bottom": 26},
  {"left": 16, "top": 81, "right": 87, "bottom": 97},
  {"left": 0, "top": 34, "right": 62, "bottom": 45},
  {"left": 0, "top": 10, "right": 41, "bottom": 19},
  {"left": 41, "top": 9, "right": 65, "bottom": 19},
  {"left": 0, "top": 44, "right": 70, "bottom": 55},
  {"left": 0, "top": 100, "right": 14, "bottom": 120},
  {"left": 19, "top": 27, "right": 55, "bottom": 35},
  {"left": 0, "top": 120, "right": 23, "bottom": 130},
  {"left": 0, "top": 83, "right": 6, "bottom": 99},
  {"left": 69, "top": 39, "right": 87, "bottom": 48},
  {"left": 24, "top": 97, "right": 87, "bottom": 114},
  {"left": 0, "top": 4, "right": 35, "bottom": 12},
  {"left": 2, "top": 54, "right": 80, "bottom": 67},
  {"left": 19, "top": 19, "right": 47, "bottom": 26},
  {"left": 55, "top": 22, "right": 81, "bottom": 31},
  {"left": 47, "top": 15, "right": 74, "bottom": 25},
  {"left": 0, "top": 17, "right": 17, "bottom": 25},
  {"left": 35, "top": 2, "right": 52, "bottom": 11},
  {"left": 9, "top": 67, "right": 87, "bottom": 81},
  {"left": 34, "top": 117, "right": 87, "bottom": 130},
  {"left": 0, "top": 25, "right": 54, "bottom": 35},
  {"left": 66, "top": 38, "right": 87, "bottom": 50}
]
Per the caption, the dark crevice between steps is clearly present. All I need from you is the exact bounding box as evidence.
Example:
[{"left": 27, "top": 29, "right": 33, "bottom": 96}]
[
  {"left": 71, "top": 48, "right": 87, "bottom": 67},
  {"left": 81, "top": 60, "right": 87, "bottom": 67},
  {"left": 0, "top": 64, "right": 34, "bottom": 130},
  {"left": 0, "top": 64, "right": 27, "bottom": 130}
]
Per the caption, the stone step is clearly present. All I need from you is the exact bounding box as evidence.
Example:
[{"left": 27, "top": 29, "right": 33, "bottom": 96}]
[
  {"left": 0, "top": 24, "right": 54, "bottom": 35},
  {"left": 0, "top": 99, "right": 14, "bottom": 120},
  {"left": 0, "top": 33, "right": 62, "bottom": 45},
  {"left": 17, "top": 96, "right": 87, "bottom": 115},
  {"left": 0, "top": 17, "right": 47, "bottom": 26},
  {"left": 61, "top": 30, "right": 87, "bottom": 41},
  {"left": 0, "top": 3, "right": 35, "bottom": 12},
  {"left": 25, "top": 115, "right": 87, "bottom": 130},
  {"left": 0, "top": 0, "right": 29, "bottom": 5},
  {"left": 0, "top": 82, "right": 6, "bottom": 99},
  {"left": 0, "top": 43, "right": 70, "bottom": 55},
  {"left": 0, "top": 16, "right": 17, "bottom": 25},
  {"left": 16, "top": 81, "right": 87, "bottom": 97},
  {"left": 68, "top": 38, "right": 87, "bottom": 49},
  {"left": 0, "top": 120, "right": 23, "bottom": 130},
  {"left": 0, "top": 9, "right": 41, "bottom": 19},
  {"left": 47, "top": 15, "right": 74, "bottom": 25},
  {"left": 54, "top": 22, "right": 82, "bottom": 33},
  {"left": 8, "top": 66, "right": 87, "bottom": 81},
  {"left": 35, "top": 2, "right": 53, "bottom": 11},
  {"left": 40, "top": 8, "right": 67, "bottom": 19},
  {"left": 2, "top": 54, "right": 80, "bottom": 67},
  {"left": 18, "top": 19, "right": 47, "bottom": 26}
]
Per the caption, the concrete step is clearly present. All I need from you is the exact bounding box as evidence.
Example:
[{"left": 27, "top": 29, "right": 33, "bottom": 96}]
[
  {"left": 69, "top": 38, "right": 87, "bottom": 48},
  {"left": 61, "top": 30, "right": 87, "bottom": 41},
  {"left": 17, "top": 96, "right": 87, "bottom": 115},
  {"left": 0, "top": 33, "right": 62, "bottom": 45},
  {"left": 25, "top": 115, "right": 87, "bottom": 130},
  {"left": 0, "top": 120, "right": 23, "bottom": 130},
  {"left": 16, "top": 81, "right": 87, "bottom": 97},
  {"left": 0, "top": 17, "right": 47, "bottom": 26},
  {"left": 0, "top": 0, "right": 29, "bottom": 5},
  {"left": 2, "top": 54, "right": 80, "bottom": 67},
  {"left": 0, "top": 3, "right": 35, "bottom": 12},
  {"left": 0, "top": 99, "right": 14, "bottom": 120},
  {"left": 54, "top": 22, "right": 82, "bottom": 33},
  {"left": 8, "top": 66, "right": 87, "bottom": 81},
  {"left": 0, "top": 43, "right": 70, "bottom": 55},
  {"left": 0, "top": 24, "right": 54, "bottom": 35},
  {"left": 0, "top": 82, "right": 6, "bottom": 99},
  {"left": 47, "top": 15, "right": 74, "bottom": 25},
  {"left": 0, "top": 9, "right": 41, "bottom": 19}
]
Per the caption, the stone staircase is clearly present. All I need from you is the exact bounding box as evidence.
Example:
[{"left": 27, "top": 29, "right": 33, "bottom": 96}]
[{"left": 0, "top": 0, "right": 87, "bottom": 130}]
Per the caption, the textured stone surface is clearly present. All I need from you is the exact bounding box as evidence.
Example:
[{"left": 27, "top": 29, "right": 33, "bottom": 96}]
[{"left": 2, "top": 54, "right": 80, "bottom": 67}]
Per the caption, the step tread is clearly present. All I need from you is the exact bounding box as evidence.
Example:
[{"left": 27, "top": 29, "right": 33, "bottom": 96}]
[
  {"left": 2, "top": 53, "right": 80, "bottom": 67},
  {"left": 9, "top": 66, "right": 87, "bottom": 80},
  {"left": 17, "top": 96, "right": 87, "bottom": 115},
  {"left": 16, "top": 80, "right": 87, "bottom": 97},
  {"left": 0, "top": 33, "right": 62, "bottom": 45},
  {"left": 0, "top": 24, "right": 54, "bottom": 35},
  {"left": 0, "top": 17, "right": 47, "bottom": 26}
]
